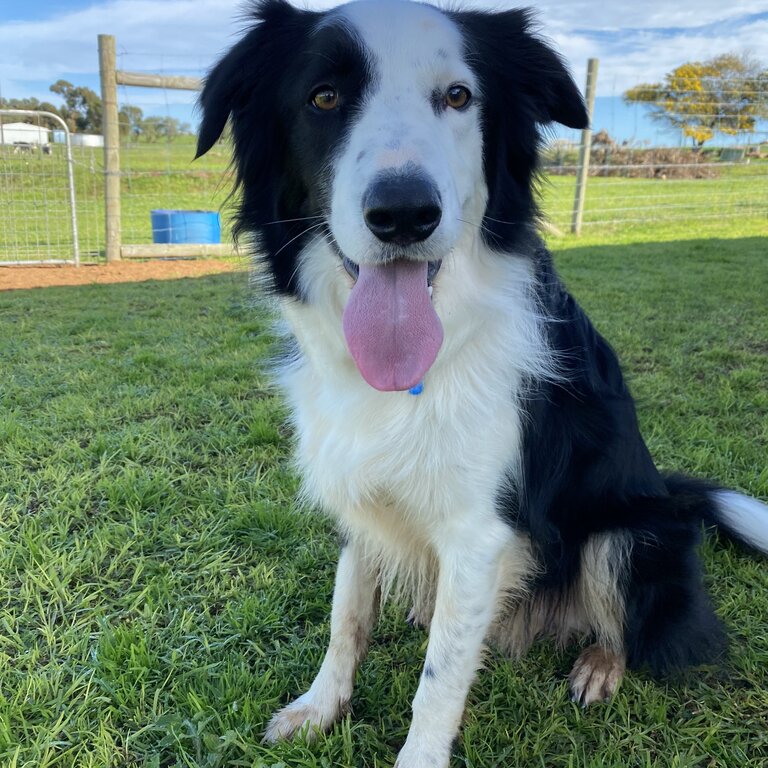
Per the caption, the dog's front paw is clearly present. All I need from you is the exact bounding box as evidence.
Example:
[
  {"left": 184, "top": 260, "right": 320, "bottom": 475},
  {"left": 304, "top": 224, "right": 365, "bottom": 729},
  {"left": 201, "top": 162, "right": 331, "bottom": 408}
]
[{"left": 263, "top": 692, "right": 347, "bottom": 743}]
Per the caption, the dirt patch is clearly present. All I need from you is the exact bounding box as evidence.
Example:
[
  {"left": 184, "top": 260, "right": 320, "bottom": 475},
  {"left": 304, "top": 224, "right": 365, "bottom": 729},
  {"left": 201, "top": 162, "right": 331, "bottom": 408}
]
[{"left": 0, "top": 259, "right": 243, "bottom": 292}]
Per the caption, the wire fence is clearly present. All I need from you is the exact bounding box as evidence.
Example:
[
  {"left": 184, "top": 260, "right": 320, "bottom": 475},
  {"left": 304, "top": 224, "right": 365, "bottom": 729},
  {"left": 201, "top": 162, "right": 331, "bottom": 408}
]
[
  {"left": 542, "top": 151, "right": 767, "bottom": 235},
  {"left": 0, "top": 111, "right": 104, "bottom": 264},
  {"left": 541, "top": 82, "right": 768, "bottom": 236},
  {"left": 114, "top": 48, "right": 235, "bottom": 251},
  {"left": 109, "top": 61, "right": 768, "bottom": 244}
]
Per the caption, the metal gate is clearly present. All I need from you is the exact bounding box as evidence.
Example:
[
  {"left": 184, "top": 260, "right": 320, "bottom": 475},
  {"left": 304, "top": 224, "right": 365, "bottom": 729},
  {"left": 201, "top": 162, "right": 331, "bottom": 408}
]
[{"left": 0, "top": 109, "right": 81, "bottom": 266}]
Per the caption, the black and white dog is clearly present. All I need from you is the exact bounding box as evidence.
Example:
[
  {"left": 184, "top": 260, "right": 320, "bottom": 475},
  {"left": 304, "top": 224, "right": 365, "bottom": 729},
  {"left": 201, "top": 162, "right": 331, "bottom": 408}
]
[{"left": 196, "top": 1, "right": 768, "bottom": 765}]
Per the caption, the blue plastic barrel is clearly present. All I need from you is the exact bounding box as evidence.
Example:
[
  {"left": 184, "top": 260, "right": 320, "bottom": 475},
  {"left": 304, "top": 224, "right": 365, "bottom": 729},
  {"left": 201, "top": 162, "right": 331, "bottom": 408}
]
[{"left": 150, "top": 210, "right": 221, "bottom": 244}]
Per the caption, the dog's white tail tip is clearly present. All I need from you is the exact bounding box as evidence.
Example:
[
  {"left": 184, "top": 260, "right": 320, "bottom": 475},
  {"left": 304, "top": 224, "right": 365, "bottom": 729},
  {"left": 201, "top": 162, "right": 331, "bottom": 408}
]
[{"left": 712, "top": 490, "right": 768, "bottom": 555}]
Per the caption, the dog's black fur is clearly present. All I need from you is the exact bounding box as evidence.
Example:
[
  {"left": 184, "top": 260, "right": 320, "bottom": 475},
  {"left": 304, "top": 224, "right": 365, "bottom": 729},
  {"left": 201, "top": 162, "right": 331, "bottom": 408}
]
[{"left": 507, "top": 253, "right": 727, "bottom": 673}]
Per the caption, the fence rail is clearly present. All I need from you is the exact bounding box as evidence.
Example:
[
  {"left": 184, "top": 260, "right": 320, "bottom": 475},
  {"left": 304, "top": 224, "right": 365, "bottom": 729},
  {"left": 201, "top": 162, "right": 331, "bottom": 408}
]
[{"left": 115, "top": 70, "right": 202, "bottom": 91}]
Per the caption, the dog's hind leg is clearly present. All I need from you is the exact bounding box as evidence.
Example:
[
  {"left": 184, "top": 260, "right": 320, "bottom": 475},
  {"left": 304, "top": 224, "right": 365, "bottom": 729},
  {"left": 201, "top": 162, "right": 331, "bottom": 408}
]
[
  {"left": 569, "top": 644, "right": 625, "bottom": 706},
  {"left": 568, "top": 532, "right": 630, "bottom": 705},
  {"left": 264, "top": 540, "right": 379, "bottom": 742}
]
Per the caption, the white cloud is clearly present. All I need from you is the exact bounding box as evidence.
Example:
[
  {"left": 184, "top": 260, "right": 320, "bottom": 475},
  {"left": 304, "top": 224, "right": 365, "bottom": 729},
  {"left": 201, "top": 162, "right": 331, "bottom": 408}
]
[
  {"left": 528, "top": 0, "right": 767, "bottom": 30},
  {"left": 0, "top": 1, "right": 243, "bottom": 83}
]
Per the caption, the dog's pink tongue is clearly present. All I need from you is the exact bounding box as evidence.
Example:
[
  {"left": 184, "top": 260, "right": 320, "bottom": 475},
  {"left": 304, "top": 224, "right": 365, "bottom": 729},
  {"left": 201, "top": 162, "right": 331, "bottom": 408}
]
[{"left": 343, "top": 260, "right": 443, "bottom": 392}]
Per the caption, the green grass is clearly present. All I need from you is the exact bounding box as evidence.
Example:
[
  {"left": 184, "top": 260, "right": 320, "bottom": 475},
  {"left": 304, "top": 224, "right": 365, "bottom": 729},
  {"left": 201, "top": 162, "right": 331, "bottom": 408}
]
[
  {"left": 541, "top": 161, "right": 768, "bottom": 240},
  {"left": 1, "top": 137, "right": 766, "bottom": 262},
  {"left": 0, "top": 234, "right": 767, "bottom": 767}
]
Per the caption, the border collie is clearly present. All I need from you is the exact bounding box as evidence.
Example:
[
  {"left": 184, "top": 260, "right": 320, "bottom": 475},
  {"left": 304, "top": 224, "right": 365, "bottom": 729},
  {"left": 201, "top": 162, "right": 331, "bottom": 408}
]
[{"left": 196, "top": 1, "right": 768, "bottom": 764}]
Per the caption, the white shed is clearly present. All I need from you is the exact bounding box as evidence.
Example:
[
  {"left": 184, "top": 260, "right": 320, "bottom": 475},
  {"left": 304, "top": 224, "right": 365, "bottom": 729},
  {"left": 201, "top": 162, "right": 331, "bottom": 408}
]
[{"left": 0, "top": 122, "right": 50, "bottom": 146}]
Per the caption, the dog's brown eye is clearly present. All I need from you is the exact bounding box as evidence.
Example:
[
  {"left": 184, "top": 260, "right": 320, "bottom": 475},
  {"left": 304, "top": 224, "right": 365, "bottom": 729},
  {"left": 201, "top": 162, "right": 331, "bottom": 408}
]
[
  {"left": 311, "top": 87, "right": 339, "bottom": 111},
  {"left": 445, "top": 85, "right": 471, "bottom": 110}
]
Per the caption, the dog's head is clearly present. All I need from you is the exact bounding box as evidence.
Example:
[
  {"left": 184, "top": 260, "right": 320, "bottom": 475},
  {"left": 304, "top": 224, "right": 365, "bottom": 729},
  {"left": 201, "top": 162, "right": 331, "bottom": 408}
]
[{"left": 197, "top": 0, "right": 587, "bottom": 390}]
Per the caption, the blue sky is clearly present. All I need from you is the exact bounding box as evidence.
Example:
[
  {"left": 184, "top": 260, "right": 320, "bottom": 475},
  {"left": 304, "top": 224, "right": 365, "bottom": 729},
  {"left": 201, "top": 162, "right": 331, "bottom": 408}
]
[
  {"left": 0, "top": 1, "right": 93, "bottom": 23},
  {"left": 1, "top": 1, "right": 766, "bottom": 145}
]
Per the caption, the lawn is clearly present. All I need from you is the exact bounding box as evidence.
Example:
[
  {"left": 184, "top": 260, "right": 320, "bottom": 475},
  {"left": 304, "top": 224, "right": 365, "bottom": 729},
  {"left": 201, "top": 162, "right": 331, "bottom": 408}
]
[{"left": 0, "top": 232, "right": 767, "bottom": 767}]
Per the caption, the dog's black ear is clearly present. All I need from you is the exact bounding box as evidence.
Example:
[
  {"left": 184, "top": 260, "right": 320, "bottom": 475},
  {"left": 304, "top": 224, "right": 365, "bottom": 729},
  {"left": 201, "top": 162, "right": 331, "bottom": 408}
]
[
  {"left": 448, "top": 9, "right": 588, "bottom": 250},
  {"left": 195, "top": 37, "right": 246, "bottom": 158},
  {"left": 527, "top": 37, "right": 589, "bottom": 130},
  {"left": 195, "top": 0, "right": 312, "bottom": 158},
  {"left": 450, "top": 9, "right": 588, "bottom": 130},
  {"left": 195, "top": 36, "right": 246, "bottom": 158}
]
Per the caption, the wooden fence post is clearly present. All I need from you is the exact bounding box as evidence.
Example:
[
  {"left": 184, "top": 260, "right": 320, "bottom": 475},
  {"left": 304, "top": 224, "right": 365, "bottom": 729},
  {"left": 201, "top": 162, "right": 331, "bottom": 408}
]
[
  {"left": 571, "top": 58, "right": 599, "bottom": 235},
  {"left": 99, "top": 34, "right": 121, "bottom": 262}
]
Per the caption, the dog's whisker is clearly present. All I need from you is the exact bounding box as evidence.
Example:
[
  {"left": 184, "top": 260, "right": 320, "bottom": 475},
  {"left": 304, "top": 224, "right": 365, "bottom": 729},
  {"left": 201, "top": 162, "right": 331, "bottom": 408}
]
[
  {"left": 477, "top": 215, "right": 522, "bottom": 226},
  {"left": 271, "top": 222, "right": 327, "bottom": 261},
  {"left": 457, "top": 217, "right": 506, "bottom": 247},
  {"left": 283, "top": 230, "right": 334, "bottom": 289},
  {"left": 261, "top": 215, "right": 324, "bottom": 226}
]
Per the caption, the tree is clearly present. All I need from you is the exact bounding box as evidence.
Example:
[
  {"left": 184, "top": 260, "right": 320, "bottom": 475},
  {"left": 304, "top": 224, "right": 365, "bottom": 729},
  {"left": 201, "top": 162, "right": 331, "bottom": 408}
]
[
  {"left": 624, "top": 54, "right": 768, "bottom": 148},
  {"left": 139, "top": 116, "right": 162, "bottom": 142},
  {"left": 118, "top": 104, "right": 144, "bottom": 139},
  {"left": 139, "top": 115, "right": 185, "bottom": 142},
  {"left": 5, "top": 84, "right": 195, "bottom": 141},
  {"left": 0, "top": 96, "right": 64, "bottom": 129},
  {"left": 50, "top": 80, "right": 103, "bottom": 133}
]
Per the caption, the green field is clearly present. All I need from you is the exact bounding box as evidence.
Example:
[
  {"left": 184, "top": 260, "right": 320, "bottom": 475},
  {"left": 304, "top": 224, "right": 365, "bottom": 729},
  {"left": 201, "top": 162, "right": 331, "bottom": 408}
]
[
  {"left": 543, "top": 161, "right": 768, "bottom": 240},
  {"left": 1, "top": 137, "right": 766, "bottom": 263},
  {"left": 1, "top": 228, "right": 767, "bottom": 766}
]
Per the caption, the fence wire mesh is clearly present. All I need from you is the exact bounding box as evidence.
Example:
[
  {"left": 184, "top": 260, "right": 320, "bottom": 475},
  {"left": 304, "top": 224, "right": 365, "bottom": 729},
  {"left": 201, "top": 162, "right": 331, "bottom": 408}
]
[
  {"left": 0, "top": 111, "right": 104, "bottom": 264},
  {"left": 112, "top": 64, "right": 766, "bottom": 244},
  {"left": 540, "top": 85, "right": 768, "bottom": 236},
  {"left": 115, "top": 49, "right": 235, "bottom": 250}
]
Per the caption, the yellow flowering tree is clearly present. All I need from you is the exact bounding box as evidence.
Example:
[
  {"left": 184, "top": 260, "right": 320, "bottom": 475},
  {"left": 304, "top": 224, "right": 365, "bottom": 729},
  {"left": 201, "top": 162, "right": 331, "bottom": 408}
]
[{"left": 624, "top": 54, "right": 768, "bottom": 148}]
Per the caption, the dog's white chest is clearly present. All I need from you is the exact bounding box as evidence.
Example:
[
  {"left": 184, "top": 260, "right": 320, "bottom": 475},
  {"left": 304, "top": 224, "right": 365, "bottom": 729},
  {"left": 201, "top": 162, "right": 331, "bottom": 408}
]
[
  {"left": 280, "top": 336, "right": 527, "bottom": 550},
  {"left": 277, "top": 243, "right": 552, "bottom": 549}
]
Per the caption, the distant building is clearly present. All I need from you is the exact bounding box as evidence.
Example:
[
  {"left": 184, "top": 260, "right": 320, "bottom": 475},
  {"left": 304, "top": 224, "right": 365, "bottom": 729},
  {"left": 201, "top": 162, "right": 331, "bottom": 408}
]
[
  {"left": 0, "top": 122, "right": 50, "bottom": 146},
  {"left": 53, "top": 131, "right": 104, "bottom": 148}
]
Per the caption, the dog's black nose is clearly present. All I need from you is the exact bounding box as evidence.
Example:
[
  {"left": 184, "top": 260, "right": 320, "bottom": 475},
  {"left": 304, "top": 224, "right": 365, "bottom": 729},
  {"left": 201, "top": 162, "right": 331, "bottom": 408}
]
[{"left": 363, "top": 175, "right": 442, "bottom": 245}]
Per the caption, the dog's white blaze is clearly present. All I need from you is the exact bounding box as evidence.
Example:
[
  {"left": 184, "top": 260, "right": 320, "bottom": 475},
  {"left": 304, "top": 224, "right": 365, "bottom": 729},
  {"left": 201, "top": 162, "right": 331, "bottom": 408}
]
[{"left": 329, "top": 0, "right": 484, "bottom": 265}]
